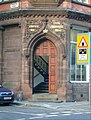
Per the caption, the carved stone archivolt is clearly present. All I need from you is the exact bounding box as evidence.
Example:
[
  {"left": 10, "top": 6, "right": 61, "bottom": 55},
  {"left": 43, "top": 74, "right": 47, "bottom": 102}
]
[
  {"left": 23, "top": 17, "right": 67, "bottom": 61},
  {"left": 24, "top": 19, "right": 44, "bottom": 43},
  {"left": 24, "top": 17, "right": 66, "bottom": 45},
  {"left": 48, "top": 20, "right": 66, "bottom": 41}
]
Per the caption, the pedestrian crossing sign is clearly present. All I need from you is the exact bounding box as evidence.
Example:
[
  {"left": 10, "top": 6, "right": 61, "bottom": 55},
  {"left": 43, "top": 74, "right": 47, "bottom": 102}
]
[{"left": 76, "top": 33, "right": 90, "bottom": 64}]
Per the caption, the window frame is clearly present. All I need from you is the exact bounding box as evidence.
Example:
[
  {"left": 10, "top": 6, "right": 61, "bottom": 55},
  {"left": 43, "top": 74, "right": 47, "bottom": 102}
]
[
  {"left": 70, "top": 26, "right": 90, "bottom": 83},
  {"left": 72, "top": 0, "right": 91, "bottom": 6},
  {"left": 73, "top": 0, "right": 89, "bottom": 4},
  {"left": 0, "top": 0, "right": 16, "bottom": 4}
]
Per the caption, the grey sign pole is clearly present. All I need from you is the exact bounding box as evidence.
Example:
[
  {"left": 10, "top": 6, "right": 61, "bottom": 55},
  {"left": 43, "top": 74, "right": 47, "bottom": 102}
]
[{"left": 89, "top": 32, "right": 91, "bottom": 103}]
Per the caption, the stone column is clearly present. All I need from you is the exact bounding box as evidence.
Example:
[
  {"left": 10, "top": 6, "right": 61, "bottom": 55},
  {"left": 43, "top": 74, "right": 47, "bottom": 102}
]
[
  {"left": 20, "top": 18, "right": 32, "bottom": 100},
  {"left": 65, "top": 23, "right": 73, "bottom": 101}
]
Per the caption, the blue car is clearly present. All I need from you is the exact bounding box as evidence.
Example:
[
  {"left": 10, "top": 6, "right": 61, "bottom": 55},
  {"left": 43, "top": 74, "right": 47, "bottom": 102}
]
[{"left": 0, "top": 85, "right": 14, "bottom": 105}]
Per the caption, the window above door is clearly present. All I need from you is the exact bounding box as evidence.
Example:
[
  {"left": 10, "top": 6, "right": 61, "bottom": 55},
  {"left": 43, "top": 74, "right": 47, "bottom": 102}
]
[
  {"left": 72, "top": 0, "right": 91, "bottom": 5},
  {"left": 0, "top": 0, "right": 16, "bottom": 3}
]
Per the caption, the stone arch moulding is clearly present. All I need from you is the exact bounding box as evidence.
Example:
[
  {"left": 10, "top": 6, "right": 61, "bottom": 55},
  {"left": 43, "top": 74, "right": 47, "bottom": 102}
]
[
  {"left": 27, "top": 29, "right": 66, "bottom": 56},
  {"left": 25, "top": 30, "right": 66, "bottom": 93}
]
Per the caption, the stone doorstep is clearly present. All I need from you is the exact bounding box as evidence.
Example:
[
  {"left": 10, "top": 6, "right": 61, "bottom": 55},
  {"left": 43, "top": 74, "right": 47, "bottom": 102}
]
[{"left": 31, "top": 93, "right": 58, "bottom": 101}]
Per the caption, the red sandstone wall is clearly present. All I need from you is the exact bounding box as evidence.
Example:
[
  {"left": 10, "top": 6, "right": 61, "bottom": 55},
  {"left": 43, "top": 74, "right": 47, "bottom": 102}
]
[
  {"left": 0, "top": 30, "right": 2, "bottom": 83},
  {"left": 2, "top": 26, "right": 21, "bottom": 94},
  {"left": 89, "top": 0, "right": 91, "bottom": 4},
  {"left": 62, "top": 1, "right": 91, "bottom": 14},
  {"left": 0, "top": 0, "right": 29, "bottom": 12},
  {"left": 0, "top": 1, "right": 91, "bottom": 14}
]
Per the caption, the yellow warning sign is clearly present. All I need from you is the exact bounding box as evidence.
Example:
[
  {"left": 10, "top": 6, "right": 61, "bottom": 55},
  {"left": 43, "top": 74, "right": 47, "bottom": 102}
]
[
  {"left": 76, "top": 33, "right": 90, "bottom": 64},
  {"left": 78, "top": 37, "right": 88, "bottom": 48}
]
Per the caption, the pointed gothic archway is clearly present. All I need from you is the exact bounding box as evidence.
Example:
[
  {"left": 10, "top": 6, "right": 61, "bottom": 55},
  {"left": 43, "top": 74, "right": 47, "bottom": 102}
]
[
  {"left": 33, "top": 39, "right": 57, "bottom": 94},
  {"left": 26, "top": 30, "right": 66, "bottom": 99}
]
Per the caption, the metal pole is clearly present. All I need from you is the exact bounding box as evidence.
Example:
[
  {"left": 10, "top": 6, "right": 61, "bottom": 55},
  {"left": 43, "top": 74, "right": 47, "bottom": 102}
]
[
  {"left": 89, "top": 65, "right": 91, "bottom": 102},
  {"left": 89, "top": 32, "right": 91, "bottom": 103}
]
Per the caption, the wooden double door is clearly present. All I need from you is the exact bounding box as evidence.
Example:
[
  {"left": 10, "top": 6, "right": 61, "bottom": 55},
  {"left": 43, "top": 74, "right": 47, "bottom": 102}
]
[{"left": 34, "top": 39, "right": 57, "bottom": 93}]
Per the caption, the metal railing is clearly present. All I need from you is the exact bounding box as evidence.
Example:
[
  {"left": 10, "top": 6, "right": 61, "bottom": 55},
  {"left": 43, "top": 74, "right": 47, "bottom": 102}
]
[{"left": 34, "top": 55, "right": 48, "bottom": 76}]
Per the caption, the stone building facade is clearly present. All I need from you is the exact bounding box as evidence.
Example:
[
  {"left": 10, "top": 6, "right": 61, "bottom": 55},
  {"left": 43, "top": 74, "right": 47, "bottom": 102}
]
[{"left": 0, "top": 0, "right": 91, "bottom": 101}]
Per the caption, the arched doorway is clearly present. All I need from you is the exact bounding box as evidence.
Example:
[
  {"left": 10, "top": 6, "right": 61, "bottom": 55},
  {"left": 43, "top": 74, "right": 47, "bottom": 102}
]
[{"left": 33, "top": 39, "right": 57, "bottom": 94}]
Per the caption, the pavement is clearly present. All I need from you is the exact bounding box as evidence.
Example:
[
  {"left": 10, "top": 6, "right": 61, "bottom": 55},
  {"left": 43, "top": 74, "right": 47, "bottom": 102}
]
[{"left": 14, "top": 100, "right": 91, "bottom": 112}]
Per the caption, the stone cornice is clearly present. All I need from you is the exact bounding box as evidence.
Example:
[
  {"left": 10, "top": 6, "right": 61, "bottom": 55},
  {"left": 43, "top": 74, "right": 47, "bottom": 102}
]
[
  {"left": 67, "top": 9, "right": 91, "bottom": 23},
  {"left": 0, "top": 8, "right": 91, "bottom": 23}
]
